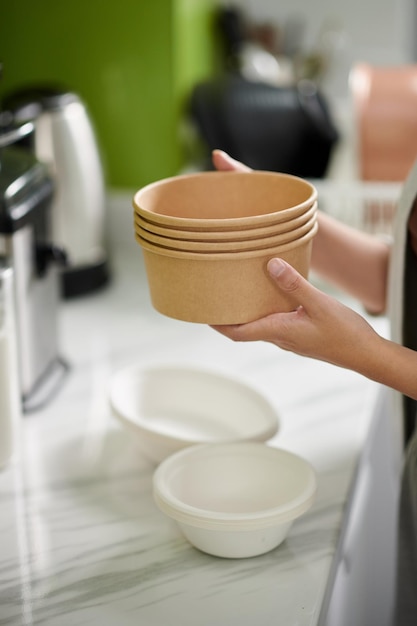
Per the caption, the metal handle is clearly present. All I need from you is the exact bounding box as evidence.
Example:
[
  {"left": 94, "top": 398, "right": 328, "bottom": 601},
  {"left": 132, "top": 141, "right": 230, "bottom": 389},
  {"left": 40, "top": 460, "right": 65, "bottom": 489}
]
[{"left": 0, "top": 121, "right": 34, "bottom": 148}]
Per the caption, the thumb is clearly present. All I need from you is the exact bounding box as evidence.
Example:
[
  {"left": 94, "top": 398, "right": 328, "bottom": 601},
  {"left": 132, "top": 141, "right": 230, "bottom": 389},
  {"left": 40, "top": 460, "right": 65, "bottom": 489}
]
[
  {"left": 267, "top": 258, "right": 313, "bottom": 307},
  {"left": 212, "top": 149, "right": 251, "bottom": 172}
]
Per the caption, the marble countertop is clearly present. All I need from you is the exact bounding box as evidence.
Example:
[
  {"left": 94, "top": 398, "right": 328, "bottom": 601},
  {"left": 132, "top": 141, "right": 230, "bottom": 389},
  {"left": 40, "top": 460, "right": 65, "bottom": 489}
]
[{"left": 0, "top": 193, "right": 389, "bottom": 625}]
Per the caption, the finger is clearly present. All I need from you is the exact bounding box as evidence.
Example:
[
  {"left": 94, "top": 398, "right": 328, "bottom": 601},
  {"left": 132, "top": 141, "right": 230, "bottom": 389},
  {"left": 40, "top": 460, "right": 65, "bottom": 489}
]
[
  {"left": 211, "top": 307, "right": 303, "bottom": 343},
  {"left": 211, "top": 260, "right": 312, "bottom": 342},
  {"left": 211, "top": 260, "right": 320, "bottom": 343},
  {"left": 210, "top": 318, "right": 275, "bottom": 342},
  {"left": 212, "top": 149, "right": 252, "bottom": 172},
  {"left": 267, "top": 258, "right": 320, "bottom": 312}
]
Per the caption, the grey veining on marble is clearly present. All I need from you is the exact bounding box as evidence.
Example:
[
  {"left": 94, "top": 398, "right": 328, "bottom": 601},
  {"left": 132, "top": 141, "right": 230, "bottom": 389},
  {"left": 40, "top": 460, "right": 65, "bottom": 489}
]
[{"left": 0, "top": 193, "right": 388, "bottom": 625}]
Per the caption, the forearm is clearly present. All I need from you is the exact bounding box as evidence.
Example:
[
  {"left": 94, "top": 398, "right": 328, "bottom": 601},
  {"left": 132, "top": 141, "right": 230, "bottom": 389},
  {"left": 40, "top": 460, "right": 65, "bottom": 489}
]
[
  {"left": 312, "top": 212, "right": 390, "bottom": 314},
  {"left": 352, "top": 331, "right": 417, "bottom": 401}
]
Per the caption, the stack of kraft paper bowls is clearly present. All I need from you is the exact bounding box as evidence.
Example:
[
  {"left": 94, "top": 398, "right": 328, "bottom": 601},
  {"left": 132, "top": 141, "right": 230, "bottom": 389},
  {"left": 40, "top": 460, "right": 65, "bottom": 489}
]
[{"left": 133, "top": 170, "right": 318, "bottom": 324}]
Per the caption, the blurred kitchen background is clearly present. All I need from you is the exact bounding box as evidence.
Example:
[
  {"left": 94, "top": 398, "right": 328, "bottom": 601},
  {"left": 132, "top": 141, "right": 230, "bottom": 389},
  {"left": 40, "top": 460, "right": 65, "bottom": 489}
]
[{"left": 1, "top": 0, "right": 417, "bottom": 192}]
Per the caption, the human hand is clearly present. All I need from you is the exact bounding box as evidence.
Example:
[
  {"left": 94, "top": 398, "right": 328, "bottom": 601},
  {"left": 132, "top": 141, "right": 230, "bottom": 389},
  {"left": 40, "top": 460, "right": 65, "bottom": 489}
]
[
  {"left": 212, "top": 149, "right": 252, "bottom": 173},
  {"left": 212, "top": 258, "right": 381, "bottom": 373},
  {"left": 211, "top": 149, "right": 384, "bottom": 371}
]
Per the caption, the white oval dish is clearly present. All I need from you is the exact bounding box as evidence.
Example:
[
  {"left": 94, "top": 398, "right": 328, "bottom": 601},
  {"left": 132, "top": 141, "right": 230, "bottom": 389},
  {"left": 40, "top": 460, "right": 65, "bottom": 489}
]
[
  {"left": 153, "top": 442, "right": 317, "bottom": 558},
  {"left": 109, "top": 365, "right": 280, "bottom": 464}
]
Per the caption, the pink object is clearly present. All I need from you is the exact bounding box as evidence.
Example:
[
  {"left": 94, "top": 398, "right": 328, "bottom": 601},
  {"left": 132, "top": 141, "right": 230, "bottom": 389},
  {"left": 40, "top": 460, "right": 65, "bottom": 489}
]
[{"left": 351, "top": 63, "right": 417, "bottom": 181}]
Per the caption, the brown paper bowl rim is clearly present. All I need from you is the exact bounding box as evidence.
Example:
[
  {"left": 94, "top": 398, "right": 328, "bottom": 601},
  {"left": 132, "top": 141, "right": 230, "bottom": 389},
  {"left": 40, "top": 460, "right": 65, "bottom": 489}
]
[
  {"left": 135, "top": 221, "right": 318, "bottom": 260},
  {"left": 135, "top": 212, "right": 317, "bottom": 252},
  {"left": 133, "top": 171, "right": 317, "bottom": 230},
  {"left": 135, "top": 202, "right": 318, "bottom": 241}
]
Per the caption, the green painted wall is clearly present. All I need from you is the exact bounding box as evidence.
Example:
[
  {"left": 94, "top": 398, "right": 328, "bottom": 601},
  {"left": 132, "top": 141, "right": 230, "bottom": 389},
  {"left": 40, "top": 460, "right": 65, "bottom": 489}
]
[{"left": 0, "top": 0, "right": 218, "bottom": 189}]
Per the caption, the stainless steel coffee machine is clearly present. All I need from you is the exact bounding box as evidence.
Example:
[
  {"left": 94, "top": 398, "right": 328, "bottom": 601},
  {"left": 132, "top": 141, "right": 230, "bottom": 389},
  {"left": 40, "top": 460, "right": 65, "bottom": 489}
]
[{"left": 0, "top": 122, "right": 68, "bottom": 411}]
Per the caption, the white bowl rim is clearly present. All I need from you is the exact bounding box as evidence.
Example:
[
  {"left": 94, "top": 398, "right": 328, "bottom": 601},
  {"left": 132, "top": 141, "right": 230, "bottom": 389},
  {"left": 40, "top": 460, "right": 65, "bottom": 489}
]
[
  {"left": 153, "top": 442, "right": 317, "bottom": 530},
  {"left": 110, "top": 364, "right": 280, "bottom": 446}
]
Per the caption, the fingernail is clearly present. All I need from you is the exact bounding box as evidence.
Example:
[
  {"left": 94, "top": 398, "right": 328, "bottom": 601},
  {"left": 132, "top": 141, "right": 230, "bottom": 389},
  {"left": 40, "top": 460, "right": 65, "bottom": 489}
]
[{"left": 267, "top": 258, "right": 286, "bottom": 277}]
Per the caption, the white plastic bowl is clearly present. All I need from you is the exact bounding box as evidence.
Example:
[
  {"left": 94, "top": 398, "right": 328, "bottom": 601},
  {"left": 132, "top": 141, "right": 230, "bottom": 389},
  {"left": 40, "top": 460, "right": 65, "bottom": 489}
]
[
  {"left": 109, "top": 365, "right": 280, "bottom": 464},
  {"left": 153, "top": 442, "right": 317, "bottom": 558}
]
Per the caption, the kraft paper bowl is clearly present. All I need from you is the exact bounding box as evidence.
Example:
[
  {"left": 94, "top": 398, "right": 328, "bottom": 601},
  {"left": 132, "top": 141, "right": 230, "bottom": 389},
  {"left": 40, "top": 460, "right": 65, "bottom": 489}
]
[
  {"left": 135, "top": 222, "right": 318, "bottom": 324},
  {"left": 153, "top": 442, "right": 317, "bottom": 558},
  {"left": 135, "top": 201, "right": 318, "bottom": 242},
  {"left": 133, "top": 171, "right": 317, "bottom": 231},
  {"left": 134, "top": 211, "right": 317, "bottom": 253}
]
